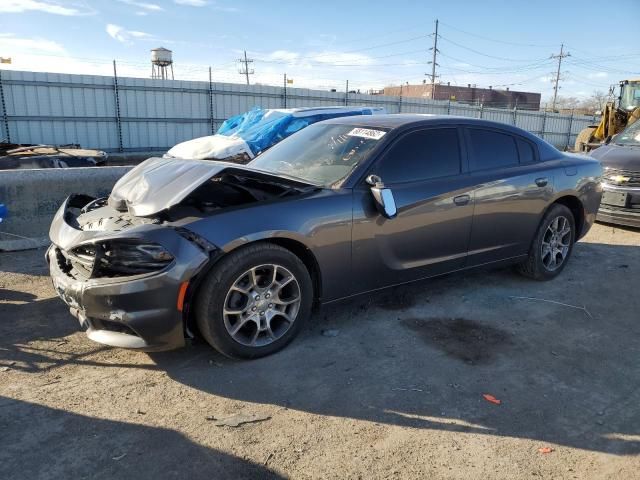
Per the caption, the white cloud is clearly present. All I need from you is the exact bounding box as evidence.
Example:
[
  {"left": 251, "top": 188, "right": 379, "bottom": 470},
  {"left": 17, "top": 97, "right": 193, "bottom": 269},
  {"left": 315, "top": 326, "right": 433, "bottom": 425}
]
[
  {"left": 173, "top": 0, "right": 238, "bottom": 11},
  {"left": 174, "top": 0, "right": 207, "bottom": 6},
  {"left": 0, "top": 33, "right": 66, "bottom": 54},
  {"left": 268, "top": 50, "right": 300, "bottom": 63},
  {"left": 0, "top": 0, "right": 84, "bottom": 15},
  {"left": 106, "top": 24, "right": 153, "bottom": 43},
  {"left": 118, "top": 0, "right": 163, "bottom": 12},
  {"left": 587, "top": 72, "right": 608, "bottom": 79}
]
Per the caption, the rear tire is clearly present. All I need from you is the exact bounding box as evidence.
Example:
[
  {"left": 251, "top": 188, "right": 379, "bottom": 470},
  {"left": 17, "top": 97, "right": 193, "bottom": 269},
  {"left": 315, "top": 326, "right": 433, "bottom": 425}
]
[
  {"left": 518, "top": 204, "right": 575, "bottom": 281},
  {"left": 194, "top": 243, "right": 313, "bottom": 359}
]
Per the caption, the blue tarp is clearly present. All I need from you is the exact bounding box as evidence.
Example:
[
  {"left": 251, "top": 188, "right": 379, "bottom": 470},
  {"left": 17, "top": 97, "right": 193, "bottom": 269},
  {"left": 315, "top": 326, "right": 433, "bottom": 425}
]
[{"left": 217, "top": 107, "right": 378, "bottom": 156}]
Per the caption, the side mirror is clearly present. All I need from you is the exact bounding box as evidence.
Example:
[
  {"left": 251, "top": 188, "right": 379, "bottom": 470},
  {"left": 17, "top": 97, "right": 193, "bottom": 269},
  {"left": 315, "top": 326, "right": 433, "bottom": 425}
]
[{"left": 365, "top": 174, "right": 397, "bottom": 219}]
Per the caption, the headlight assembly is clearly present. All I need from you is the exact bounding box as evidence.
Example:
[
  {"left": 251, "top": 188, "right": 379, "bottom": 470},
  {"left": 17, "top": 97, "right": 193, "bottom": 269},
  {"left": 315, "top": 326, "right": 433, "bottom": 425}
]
[{"left": 68, "top": 239, "right": 174, "bottom": 277}]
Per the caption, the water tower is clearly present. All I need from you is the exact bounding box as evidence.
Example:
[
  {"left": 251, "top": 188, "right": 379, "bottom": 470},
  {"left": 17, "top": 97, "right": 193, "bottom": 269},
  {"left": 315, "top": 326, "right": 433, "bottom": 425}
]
[{"left": 151, "top": 47, "right": 174, "bottom": 80}]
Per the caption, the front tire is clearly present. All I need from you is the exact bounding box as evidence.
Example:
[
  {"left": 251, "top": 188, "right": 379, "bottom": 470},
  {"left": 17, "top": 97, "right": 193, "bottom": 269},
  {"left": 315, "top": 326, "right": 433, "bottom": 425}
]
[
  {"left": 195, "top": 243, "right": 313, "bottom": 359},
  {"left": 518, "top": 204, "right": 575, "bottom": 281}
]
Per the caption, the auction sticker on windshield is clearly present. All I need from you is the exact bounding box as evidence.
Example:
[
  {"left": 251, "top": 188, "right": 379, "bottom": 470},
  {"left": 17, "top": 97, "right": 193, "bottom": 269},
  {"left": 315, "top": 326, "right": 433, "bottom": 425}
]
[{"left": 347, "top": 128, "right": 386, "bottom": 140}]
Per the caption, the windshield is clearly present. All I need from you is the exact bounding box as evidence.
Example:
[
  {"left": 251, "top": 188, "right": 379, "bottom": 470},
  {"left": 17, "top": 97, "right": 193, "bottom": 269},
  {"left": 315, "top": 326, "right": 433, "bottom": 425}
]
[
  {"left": 248, "top": 123, "right": 387, "bottom": 187},
  {"left": 619, "top": 83, "right": 640, "bottom": 111},
  {"left": 614, "top": 120, "right": 640, "bottom": 146}
]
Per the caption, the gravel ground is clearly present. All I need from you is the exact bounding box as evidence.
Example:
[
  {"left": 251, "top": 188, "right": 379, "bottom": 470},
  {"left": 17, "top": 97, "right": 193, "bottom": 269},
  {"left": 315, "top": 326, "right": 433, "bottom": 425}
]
[{"left": 1, "top": 222, "right": 639, "bottom": 479}]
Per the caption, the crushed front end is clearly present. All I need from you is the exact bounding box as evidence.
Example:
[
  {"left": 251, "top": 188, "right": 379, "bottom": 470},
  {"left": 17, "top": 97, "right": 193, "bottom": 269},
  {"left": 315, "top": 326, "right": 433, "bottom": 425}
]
[{"left": 47, "top": 194, "right": 212, "bottom": 351}]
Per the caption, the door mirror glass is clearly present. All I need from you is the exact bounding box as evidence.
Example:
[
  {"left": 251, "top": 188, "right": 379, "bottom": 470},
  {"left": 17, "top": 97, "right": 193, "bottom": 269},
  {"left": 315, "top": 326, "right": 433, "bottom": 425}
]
[{"left": 366, "top": 174, "right": 397, "bottom": 219}]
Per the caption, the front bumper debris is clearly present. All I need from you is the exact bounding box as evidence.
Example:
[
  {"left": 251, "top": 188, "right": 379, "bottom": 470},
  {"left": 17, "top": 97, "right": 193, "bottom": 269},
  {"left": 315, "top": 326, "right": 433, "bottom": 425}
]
[{"left": 47, "top": 195, "right": 212, "bottom": 351}]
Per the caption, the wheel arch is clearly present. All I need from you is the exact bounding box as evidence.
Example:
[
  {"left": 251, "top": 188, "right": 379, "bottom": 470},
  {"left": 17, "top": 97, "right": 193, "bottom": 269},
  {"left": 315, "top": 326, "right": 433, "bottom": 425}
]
[
  {"left": 186, "top": 234, "right": 322, "bottom": 315},
  {"left": 547, "top": 194, "right": 585, "bottom": 239}
]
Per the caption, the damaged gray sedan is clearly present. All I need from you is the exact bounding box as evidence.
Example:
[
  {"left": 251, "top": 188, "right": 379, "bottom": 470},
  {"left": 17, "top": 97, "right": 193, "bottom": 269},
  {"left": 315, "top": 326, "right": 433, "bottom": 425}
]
[{"left": 48, "top": 115, "right": 602, "bottom": 358}]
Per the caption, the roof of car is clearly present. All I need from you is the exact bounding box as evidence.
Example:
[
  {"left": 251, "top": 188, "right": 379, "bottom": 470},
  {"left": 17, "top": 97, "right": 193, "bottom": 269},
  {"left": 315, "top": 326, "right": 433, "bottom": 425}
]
[
  {"left": 321, "top": 113, "right": 562, "bottom": 161},
  {"left": 320, "top": 113, "right": 508, "bottom": 128}
]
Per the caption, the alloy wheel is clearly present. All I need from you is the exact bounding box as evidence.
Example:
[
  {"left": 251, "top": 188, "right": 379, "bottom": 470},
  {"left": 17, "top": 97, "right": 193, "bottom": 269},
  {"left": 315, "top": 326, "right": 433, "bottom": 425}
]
[
  {"left": 222, "top": 264, "right": 301, "bottom": 347},
  {"left": 541, "top": 215, "right": 571, "bottom": 271}
]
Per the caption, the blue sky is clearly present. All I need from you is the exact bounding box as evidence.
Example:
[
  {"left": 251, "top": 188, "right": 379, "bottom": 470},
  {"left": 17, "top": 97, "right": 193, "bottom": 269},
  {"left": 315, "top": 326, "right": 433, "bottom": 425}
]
[{"left": 1, "top": 0, "right": 639, "bottom": 102}]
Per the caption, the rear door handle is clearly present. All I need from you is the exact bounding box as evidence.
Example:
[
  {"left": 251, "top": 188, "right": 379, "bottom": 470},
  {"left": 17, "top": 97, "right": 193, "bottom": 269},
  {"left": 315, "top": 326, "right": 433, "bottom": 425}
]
[
  {"left": 453, "top": 194, "right": 470, "bottom": 206},
  {"left": 535, "top": 177, "right": 548, "bottom": 187}
]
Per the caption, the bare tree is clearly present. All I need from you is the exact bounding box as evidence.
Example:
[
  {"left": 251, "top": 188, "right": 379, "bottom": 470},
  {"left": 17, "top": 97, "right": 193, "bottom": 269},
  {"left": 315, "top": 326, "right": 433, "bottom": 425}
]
[
  {"left": 544, "top": 91, "right": 610, "bottom": 114},
  {"left": 579, "top": 90, "right": 608, "bottom": 113},
  {"left": 544, "top": 96, "right": 580, "bottom": 112}
]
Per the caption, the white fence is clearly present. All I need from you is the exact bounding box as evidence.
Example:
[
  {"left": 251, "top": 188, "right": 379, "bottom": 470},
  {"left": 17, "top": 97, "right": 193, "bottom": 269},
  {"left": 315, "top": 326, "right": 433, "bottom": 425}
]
[{"left": 0, "top": 69, "right": 598, "bottom": 152}]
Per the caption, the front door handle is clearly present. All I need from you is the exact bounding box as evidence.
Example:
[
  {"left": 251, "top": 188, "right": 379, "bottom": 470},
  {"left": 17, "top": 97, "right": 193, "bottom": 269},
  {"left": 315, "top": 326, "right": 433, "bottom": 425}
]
[
  {"left": 535, "top": 177, "right": 548, "bottom": 187},
  {"left": 453, "top": 194, "right": 470, "bottom": 206}
]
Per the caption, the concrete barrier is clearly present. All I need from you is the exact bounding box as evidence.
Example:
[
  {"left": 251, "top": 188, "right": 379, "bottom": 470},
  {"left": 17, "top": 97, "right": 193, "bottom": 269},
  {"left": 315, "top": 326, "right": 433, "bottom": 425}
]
[{"left": 0, "top": 166, "right": 132, "bottom": 251}]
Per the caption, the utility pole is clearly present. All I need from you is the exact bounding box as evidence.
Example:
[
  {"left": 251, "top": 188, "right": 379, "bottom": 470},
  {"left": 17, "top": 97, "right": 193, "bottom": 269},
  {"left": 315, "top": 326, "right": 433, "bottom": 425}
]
[
  {"left": 427, "top": 19, "right": 440, "bottom": 99},
  {"left": 550, "top": 43, "right": 570, "bottom": 112},
  {"left": 237, "top": 50, "right": 254, "bottom": 85}
]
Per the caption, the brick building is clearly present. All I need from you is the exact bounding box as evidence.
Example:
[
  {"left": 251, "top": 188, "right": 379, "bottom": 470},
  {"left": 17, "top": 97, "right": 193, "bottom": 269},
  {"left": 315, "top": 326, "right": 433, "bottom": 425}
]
[{"left": 383, "top": 83, "right": 541, "bottom": 110}]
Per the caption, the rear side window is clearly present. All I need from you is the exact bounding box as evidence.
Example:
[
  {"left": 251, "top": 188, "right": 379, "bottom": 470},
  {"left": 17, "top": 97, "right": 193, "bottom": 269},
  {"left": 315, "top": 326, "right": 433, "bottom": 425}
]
[
  {"left": 377, "top": 128, "right": 461, "bottom": 184},
  {"left": 517, "top": 138, "right": 536, "bottom": 164},
  {"left": 468, "top": 128, "right": 519, "bottom": 171}
]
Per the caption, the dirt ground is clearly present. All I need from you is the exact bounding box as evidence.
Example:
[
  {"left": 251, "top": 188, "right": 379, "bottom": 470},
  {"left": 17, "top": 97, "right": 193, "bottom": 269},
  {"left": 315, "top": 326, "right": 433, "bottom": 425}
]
[{"left": 1, "top": 222, "right": 639, "bottom": 479}]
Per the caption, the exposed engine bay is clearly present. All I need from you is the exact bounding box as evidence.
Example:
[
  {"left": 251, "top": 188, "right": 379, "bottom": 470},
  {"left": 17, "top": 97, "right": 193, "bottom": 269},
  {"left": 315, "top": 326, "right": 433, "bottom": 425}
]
[{"left": 72, "top": 165, "right": 315, "bottom": 234}]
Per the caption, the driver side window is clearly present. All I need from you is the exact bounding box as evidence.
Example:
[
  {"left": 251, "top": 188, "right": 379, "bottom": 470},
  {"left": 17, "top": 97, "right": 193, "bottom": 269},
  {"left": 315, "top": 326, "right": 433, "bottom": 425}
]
[
  {"left": 376, "top": 128, "right": 461, "bottom": 184},
  {"left": 376, "top": 127, "right": 461, "bottom": 185}
]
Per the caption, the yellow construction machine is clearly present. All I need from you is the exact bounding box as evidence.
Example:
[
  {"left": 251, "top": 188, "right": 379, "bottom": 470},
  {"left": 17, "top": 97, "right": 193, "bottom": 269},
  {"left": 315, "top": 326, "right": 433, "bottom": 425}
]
[{"left": 575, "top": 79, "right": 640, "bottom": 152}]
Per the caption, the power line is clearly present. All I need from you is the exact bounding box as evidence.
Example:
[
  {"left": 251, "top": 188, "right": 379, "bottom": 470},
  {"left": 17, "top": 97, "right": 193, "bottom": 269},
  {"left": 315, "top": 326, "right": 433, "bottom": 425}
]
[
  {"left": 438, "top": 21, "right": 557, "bottom": 48},
  {"left": 309, "top": 34, "right": 429, "bottom": 59},
  {"left": 253, "top": 48, "right": 428, "bottom": 67},
  {"left": 565, "top": 57, "right": 640, "bottom": 76},
  {"left": 550, "top": 44, "right": 570, "bottom": 111},
  {"left": 438, "top": 35, "right": 549, "bottom": 63},
  {"left": 437, "top": 52, "right": 553, "bottom": 72}
]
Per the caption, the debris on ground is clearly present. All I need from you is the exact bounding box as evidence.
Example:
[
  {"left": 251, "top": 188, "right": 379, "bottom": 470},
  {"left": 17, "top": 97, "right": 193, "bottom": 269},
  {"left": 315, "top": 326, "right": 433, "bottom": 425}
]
[
  {"left": 509, "top": 296, "right": 593, "bottom": 318},
  {"left": 482, "top": 394, "right": 502, "bottom": 405},
  {"left": 321, "top": 329, "right": 340, "bottom": 337},
  {"left": 392, "top": 387, "right": 424, "bottom": 392},
  {"left": 214, "top": 413, "right": 271, "bottom": 427},
  {"left": 112, "top": 453, "right": 127, "bottom": 461},
  {"left": 0, "top": 366, "right": 9, "bottom": 372},
  {"left": 538, "top": 447, "right": 554, "bottom": 454}
]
